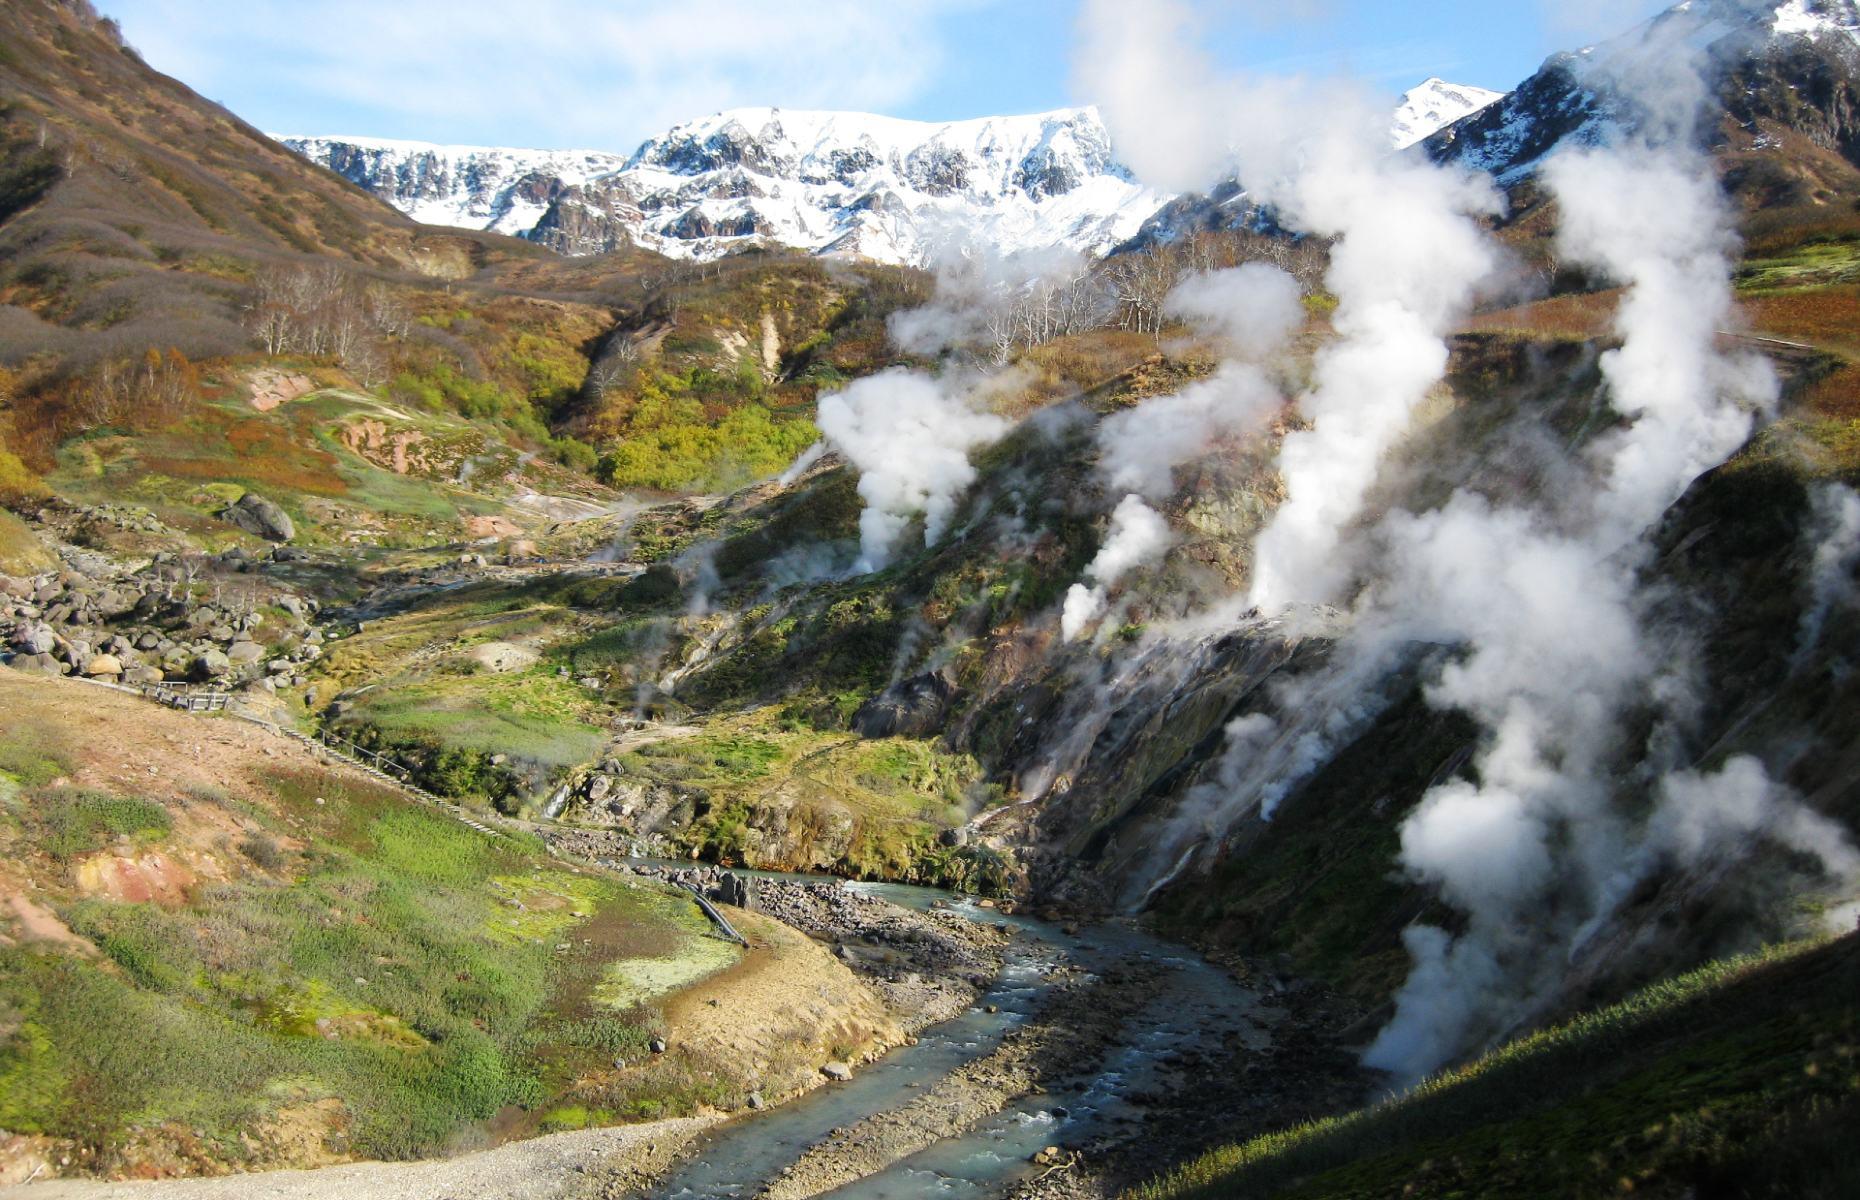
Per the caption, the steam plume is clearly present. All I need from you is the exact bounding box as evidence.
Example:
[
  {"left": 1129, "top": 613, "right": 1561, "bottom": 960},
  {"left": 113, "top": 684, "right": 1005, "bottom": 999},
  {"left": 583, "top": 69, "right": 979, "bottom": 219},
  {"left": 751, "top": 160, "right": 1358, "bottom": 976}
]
[
  {"left": 816, "top": 368, "right": 1009, "bottom": 573},
  {"left": 1795, "top": 482, "right": 1860, "bottom": 667},
  {"left": 1365, "top": 95, "right": 1799, "bottom": 1084},
  {"left": 1062, "top": 494, "right": 1177, "bottom": 640},
  {"left": 1079, "top": 0, "right": 1850, "bottom": 1088}
]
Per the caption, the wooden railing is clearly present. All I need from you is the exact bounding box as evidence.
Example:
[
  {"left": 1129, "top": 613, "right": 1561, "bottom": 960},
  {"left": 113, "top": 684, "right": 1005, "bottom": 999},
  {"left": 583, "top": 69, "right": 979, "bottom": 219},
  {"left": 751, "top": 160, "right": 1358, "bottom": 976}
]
[
  {"left": 148, "top": 685, "right": 231, "bottom": 712},
  {"left": 314, "top": 728, "right": 410, "bottom": 781}
]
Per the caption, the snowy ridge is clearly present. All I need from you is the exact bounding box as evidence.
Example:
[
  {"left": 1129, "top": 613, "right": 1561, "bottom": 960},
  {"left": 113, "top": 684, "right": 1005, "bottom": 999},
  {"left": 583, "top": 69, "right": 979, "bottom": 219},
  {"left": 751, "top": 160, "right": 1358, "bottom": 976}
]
[
  {"left": 277, "top": 84, "right": 1505, "bottom": 265},
  {"left": 274, "top": 135, "right": 626, "bottom": 238},
  {"left": 1428, "top": 0, "right": 1860, "bottom": 182},
  {"left": 1768, "top": 0, "right": 1860, "bottom": 41},
  {"left": 1391, "top": 78, "right": 1504, "bottom": 149},
  {"left": 603, "top": 105, "right": 1169, "bottom": 264}
]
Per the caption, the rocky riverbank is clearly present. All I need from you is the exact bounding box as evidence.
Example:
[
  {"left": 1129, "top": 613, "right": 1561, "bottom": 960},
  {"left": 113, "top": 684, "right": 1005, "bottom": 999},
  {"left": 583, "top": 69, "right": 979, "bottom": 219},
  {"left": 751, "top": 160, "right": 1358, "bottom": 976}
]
[{"left": 756, "top": 958, "right": 1168, "bottom": 1200}]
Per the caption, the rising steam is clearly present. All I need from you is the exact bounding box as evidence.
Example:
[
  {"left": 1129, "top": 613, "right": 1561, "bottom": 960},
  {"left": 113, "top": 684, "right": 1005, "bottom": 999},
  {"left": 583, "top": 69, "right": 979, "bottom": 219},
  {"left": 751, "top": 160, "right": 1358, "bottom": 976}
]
[
  {"left": 816, "top": 368, "right": 1009, "bottom": 573},
  {"left": 1062, "top": 494, "right": 1177, "bottom": 640},
  {"left": 1078, "top": 0, "right": 1855, "bottom": 1088},
  {"left": 1363, "top": 60, "right": 1815, "bottom": 1083}
]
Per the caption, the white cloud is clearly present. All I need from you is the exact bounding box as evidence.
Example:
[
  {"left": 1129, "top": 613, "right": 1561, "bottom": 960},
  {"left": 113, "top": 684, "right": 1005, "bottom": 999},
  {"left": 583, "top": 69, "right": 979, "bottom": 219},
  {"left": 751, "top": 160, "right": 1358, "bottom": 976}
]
[{"left": 106, "top": 0, "right": 996, "bottom": 149}]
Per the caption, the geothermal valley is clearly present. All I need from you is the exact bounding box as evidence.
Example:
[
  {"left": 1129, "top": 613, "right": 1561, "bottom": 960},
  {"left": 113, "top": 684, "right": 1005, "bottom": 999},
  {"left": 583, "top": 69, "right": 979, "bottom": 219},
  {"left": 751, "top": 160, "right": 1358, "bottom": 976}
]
[{"left": 2, "top": 0, "right": 1860, "bottom": 1197}]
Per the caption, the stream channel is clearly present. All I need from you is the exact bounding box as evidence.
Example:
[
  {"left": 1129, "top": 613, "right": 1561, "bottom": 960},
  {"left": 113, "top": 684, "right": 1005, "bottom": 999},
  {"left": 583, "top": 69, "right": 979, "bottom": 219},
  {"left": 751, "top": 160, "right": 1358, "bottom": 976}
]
[{"left": 633, "top": 873, "right": 1264, "bottom": 1200}]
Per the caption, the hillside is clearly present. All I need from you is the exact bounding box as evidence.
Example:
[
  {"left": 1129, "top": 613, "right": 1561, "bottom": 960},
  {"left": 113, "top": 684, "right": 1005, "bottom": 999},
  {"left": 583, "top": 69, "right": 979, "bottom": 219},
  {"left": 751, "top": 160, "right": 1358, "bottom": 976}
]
[
  {"left": 1133, "top": 933, "right": 1860, "bottom": 1200},
  {"left": 0, "top": 670, "right": 907, "bottom": 1182}
]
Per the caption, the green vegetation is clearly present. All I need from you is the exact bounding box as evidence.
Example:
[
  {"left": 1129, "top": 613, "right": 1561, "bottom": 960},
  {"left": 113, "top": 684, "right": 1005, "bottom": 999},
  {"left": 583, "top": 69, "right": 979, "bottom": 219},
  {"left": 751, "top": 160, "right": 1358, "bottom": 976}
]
[
  {"left": 345, "top": 669, "right": 607, "bottom": 763},
  {"left": 609, "top": 710, "right": 991, "bottom": 884},
  {"left": 1131, "top": 935, "right": 1860, "bottom": 1200},
  {"left": 0, "top": 761, "right": 726, "bottom": 1165},
  {"left": 1737, "top": 233, "right": 1860, "bottom": 294},
  {"left": 37, "top": 789, "right": 171, "bottom": 858},
  {"left": 0, "top": 712, "right": 75, "bottom": 788},
  {"left": 598, "top": 385, "right": 817, "bottom": 493}
]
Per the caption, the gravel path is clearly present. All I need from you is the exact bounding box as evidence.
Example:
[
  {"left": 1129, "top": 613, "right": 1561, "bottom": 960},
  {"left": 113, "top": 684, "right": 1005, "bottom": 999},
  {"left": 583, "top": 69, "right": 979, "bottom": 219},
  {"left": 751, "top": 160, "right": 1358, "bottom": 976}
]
[{"left": 0, "top": 1119, "right": 719, "bottom": 1200}]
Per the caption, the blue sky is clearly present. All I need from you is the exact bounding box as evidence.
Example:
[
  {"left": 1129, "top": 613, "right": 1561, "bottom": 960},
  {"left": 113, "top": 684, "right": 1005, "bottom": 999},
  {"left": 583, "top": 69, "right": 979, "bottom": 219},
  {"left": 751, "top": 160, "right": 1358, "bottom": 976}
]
[{"left": 104, "top": 0, "right": 1677, "bottom": 151}]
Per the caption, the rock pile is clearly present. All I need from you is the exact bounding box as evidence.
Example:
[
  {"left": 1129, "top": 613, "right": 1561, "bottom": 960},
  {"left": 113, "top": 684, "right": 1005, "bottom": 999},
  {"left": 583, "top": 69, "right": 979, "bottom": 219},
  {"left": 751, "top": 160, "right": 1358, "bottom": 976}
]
[{"left": 1, "top": 547, "right": 325, "bottom": 692}]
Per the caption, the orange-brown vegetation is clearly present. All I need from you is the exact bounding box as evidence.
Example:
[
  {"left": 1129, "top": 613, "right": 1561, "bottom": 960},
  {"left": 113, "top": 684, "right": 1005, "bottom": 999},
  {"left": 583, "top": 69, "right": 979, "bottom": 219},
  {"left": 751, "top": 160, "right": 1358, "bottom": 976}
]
[
  {"left": 1462, "top": 289, "right": 1622, "bottom": 342},
  {"left": 1740, "top": 284, "right": 1860, "bottom": 356}
]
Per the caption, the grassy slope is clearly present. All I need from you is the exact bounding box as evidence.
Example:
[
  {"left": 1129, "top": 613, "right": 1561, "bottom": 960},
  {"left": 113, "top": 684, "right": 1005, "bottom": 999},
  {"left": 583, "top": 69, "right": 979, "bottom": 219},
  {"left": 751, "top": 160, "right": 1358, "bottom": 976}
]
[
  {"left": 0, "top": 676, "right": 738, "bottom": 1172},
  {"left": 1131, "top": 933, "right": 1860, "bottom": 1200},
  {"left": 47, "top": 385, "right": 613, "bottom": 550}
]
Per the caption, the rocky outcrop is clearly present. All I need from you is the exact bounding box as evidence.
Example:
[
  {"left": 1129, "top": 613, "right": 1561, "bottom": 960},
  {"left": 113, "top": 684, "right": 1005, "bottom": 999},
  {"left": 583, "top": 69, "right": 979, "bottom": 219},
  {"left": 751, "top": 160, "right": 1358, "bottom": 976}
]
[{"left": 853, "top": 670, "right": 959, "bottom": 739}]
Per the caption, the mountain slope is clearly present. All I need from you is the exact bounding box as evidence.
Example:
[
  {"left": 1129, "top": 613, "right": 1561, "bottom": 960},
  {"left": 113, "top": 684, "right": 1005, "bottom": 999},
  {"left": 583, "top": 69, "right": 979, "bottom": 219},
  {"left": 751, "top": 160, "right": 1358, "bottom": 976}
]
[
  {"left": 279, "top": 85, "right": 1505, "bottom": 266},
  {"left": 0, "top": 0, "right": 622, "bottom": 386},
  {"left": 1133, "top": 933, "right": 1860, "bottom": 1200},
  {"left": 1390, "top": 77, "right": 1504, "bottom": 149},
  {"left": 1426, "top": 0, "right": 1860, "bottom": 193},
  {"left": 273, "top": 136, "right": 628, "bottom": 239}
]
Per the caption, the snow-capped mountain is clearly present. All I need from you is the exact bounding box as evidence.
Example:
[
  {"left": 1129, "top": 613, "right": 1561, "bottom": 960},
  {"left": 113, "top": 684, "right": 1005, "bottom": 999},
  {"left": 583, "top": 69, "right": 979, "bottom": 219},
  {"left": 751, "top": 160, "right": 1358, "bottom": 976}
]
[
  {"left": 582, "top": 106, "right": 1170, "bottom": 264},
  {"left": 1391, "top": 78, "right": 1505, "bottom": 149},
  {"left": 280, "top": 109, "right": 1169, "bottom": 266},
  {"left": 275, "top": 137, "right": 627, "bottom": 239},
  {"left": 1425, "top": 0, "right": 1860, "bottom": 181},
  {"left": 277, "top": 84, "right": 1504, "bottom": 266}
]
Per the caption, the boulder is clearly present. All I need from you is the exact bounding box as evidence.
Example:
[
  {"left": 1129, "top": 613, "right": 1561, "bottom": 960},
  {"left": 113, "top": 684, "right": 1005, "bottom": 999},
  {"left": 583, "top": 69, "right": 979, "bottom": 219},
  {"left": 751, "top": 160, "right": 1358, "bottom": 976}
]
[
  {"left": 60, "top": 640, "right": 92, "bottom": 671},
  {"left": 195, "top": 649, "right": 232, "bottom": 679},
  {"left": 84, "top": 654, "right": 123, "bottom": 677},
  {"left": 125, "top": 665, "right": 165, "bottom": 687},
  {"left": 715, "top": 871, "right": 751, "bottom": 909},
  {"left": 13, "top": 623, "right": 55, "bottom": 655},
  {"left": 95, "top": 589, "right": 135, "bottom": 618},
  {"left": 227, "top": 640, "right": 266, "bottom": 665},
  {"left": 223, "top": 493, "right": 296, "bottom": 542},
  {"left": 821, "top": 1061, "right": 853, "bottom": 1082}
]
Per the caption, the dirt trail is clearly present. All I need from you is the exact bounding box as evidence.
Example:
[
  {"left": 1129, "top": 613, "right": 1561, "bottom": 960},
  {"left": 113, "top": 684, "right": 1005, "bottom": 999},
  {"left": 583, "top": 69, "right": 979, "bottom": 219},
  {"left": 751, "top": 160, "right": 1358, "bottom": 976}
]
[{"left": 0, "top": 1119, "right": 719, "bottom": 1200}]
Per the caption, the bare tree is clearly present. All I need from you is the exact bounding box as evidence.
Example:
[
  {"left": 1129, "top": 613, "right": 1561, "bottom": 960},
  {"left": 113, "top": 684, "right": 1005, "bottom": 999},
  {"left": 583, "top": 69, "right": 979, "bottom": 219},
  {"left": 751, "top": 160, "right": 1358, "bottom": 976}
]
[{"left": 246, "top": 265, "right": 400, "bottom": 386}]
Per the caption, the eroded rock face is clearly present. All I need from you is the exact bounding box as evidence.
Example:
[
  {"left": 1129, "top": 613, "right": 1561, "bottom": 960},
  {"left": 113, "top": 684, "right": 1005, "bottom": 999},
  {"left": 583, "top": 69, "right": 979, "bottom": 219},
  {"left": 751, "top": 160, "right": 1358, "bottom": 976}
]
[
  {"left": 223, "top": 493, "right": 296, "bottom": 543},
  {"left": 853, "top": 671, "right": 959, "bottom": 739}
]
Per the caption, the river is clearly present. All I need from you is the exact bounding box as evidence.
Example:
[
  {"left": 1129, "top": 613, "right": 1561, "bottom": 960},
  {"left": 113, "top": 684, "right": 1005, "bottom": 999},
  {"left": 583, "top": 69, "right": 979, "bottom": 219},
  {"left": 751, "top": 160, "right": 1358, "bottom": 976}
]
[{"left": 637, "top": 877, "right": 1264, "bottom": 1200}]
